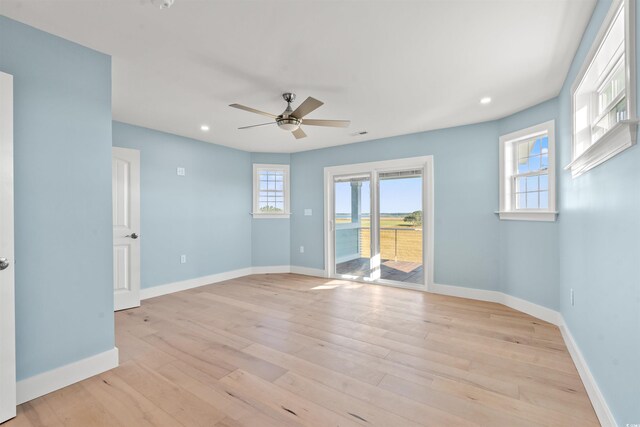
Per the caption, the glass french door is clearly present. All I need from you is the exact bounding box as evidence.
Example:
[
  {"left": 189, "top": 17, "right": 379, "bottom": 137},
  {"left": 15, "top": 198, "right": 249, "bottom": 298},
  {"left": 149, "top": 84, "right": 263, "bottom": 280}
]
[
  {"left": 333, "top": 175, "right": 373, "bottom": 279},
  {"left": 331, "top": 166, "right": 425, "bottom": 287}
]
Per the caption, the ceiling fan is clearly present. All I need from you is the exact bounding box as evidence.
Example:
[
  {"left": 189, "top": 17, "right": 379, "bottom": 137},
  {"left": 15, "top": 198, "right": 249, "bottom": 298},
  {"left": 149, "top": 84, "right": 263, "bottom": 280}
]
[{"left": 229, "top": 93, "right": 350, "bottom": 139}]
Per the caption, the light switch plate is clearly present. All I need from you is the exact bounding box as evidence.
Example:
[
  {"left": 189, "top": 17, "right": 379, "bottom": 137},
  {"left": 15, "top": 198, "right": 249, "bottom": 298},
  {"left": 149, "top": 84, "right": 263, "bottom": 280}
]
[
  {"left": 177, "top": 167, "right": 186, "bottom": 176},
  {"left": 304, "top": 209, "right": 312, "bottom": 216}
]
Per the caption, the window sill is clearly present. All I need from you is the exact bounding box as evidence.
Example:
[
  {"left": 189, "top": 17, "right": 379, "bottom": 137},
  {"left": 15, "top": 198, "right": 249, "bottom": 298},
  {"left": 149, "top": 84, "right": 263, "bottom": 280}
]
[
  {"left": 567, "top": 119, "right": 638, "bottom": 178},
  {"left": 495, "top": 211, "right": 558, "bottom": 222},
  {"left": 251, "top": 213, "right": 291, "bottom": 219}
]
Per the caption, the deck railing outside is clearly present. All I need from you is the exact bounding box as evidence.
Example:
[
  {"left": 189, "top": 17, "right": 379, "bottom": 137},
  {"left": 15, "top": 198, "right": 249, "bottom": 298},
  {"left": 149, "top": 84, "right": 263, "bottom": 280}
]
[{"left": 357, "top": 227, "right": 422, "bottom": 263}]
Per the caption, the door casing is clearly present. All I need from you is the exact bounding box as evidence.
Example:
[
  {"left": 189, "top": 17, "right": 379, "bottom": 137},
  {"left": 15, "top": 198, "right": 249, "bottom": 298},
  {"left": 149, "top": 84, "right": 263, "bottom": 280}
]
[
  {"left": 0, "top": 71, "right": 16, "bottom": 423},
  {"left": 324, "top": 156, "right": 434, "bottom": 290}
]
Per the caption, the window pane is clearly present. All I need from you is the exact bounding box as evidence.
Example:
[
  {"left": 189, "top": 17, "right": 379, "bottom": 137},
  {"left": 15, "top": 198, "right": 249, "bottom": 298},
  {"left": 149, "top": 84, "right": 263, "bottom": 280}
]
[
  {"left": 527, "top": 192, "right": 539, "bottom": 209},
  {"left": 541, "top": 154, "right": 548, "bottom": 168},
  {"left": 531, "top": 138, "right": 541, "bottom": 155},
  {"left": 529, "top": 156, "right": 541, "bottom": 171},
  {"left": 526, "top": 176, "right": 539, "bottom": 192},
  {"left": 518, "top": 142, "right": 529, "bottom": 159},
  {"left": 540, "top": 191, "right": 549, "bottom": 209},
  {"left": 275, "top": 181, "right": 283, "bottom": 191},
  {"left": 516, "top": 193, "right": 526, "bottom": 209},
  {"left": 541, "top": 136, "right": 548, "bottom": 154},
  {"left": 539, "top": 174, "right": 548, "bottom": 191},
  {"left": 518, "top": 158, "right": 529, "bottom": 174},
  {"left": 516, "top": 177, "right": 526, "bottom": 192}
]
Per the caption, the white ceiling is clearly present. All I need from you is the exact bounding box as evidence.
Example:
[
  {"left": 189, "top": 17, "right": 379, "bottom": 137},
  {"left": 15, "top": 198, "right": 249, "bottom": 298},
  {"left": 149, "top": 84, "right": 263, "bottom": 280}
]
[{"left": 1, "top": 0, "right": 595, "bottom": 153}]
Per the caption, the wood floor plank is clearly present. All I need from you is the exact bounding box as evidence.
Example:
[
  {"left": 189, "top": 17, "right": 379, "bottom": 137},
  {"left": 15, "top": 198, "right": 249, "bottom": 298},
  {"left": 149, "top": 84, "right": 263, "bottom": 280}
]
[{"left": 6, "top": 273, "right": 599, "bottom": 426}]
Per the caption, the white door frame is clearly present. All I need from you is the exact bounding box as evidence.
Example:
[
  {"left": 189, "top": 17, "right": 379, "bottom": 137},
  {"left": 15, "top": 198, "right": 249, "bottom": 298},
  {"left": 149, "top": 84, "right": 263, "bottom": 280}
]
[
  {"left": 0, "top": 72, "right": 16, "bottom": 422},
  {"left": 112, "top": 147, "right": 141, "bottom": 311},
  {"left": 324, "top": 156, "right": 435, "bottom": 291}
]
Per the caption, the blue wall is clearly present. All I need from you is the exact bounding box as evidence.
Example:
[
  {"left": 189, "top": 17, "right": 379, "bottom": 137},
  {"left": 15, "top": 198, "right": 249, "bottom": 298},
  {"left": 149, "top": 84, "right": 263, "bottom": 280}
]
[
  {"left": 113, "top": 122, "right": 252, "bottom": 288},
  {"left": 250, "top": 153, "right": 291, "bottom": 267},
  {"left": 4, "top": 2, "right": 638, "bottom": 422},
  {"left": 497, "top": 98, "right": 561, "bottom": 309},
  {"left": 289, "top": 121, "right": 501, "bottom": 291},
  {"left": 0, "top": 17, "right": 115, "bottom": 380},
  {"left": 556, "top": 0, "right": 640, "bottom": 423}
]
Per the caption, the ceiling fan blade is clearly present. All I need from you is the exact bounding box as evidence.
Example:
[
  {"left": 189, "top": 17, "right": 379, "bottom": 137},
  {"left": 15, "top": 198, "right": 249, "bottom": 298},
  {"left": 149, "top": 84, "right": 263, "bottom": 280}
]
[
  {"left": 229, "top": 103, "right": 277, "bottom": 118},
  {"left": 291, "top": 97, "right": 324, "bottom": 119},
  {"left": 292, "top": 127, "right": 307, "bottom": 139},
  {"left": 238, "top": 122, "right": 275, "bottom": 130},
  {"left": 301, "top": 119, "right": 350, "bottom": 128}
]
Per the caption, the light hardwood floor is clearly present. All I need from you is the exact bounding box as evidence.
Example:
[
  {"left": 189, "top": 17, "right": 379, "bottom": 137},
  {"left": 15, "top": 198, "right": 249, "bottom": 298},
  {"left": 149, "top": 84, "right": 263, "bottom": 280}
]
[{"left": 7, "top": 274, "right": 599, "bottom": 426}]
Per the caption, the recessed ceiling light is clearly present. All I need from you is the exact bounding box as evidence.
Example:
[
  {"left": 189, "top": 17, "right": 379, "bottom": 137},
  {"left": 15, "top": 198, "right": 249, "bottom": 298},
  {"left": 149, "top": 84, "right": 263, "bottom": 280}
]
[
  {"left": 480, "top": 97, "right": 492, "bottom": 105},
  {"left": 200, "top": 125, "right": 210, "bottom": 132}
]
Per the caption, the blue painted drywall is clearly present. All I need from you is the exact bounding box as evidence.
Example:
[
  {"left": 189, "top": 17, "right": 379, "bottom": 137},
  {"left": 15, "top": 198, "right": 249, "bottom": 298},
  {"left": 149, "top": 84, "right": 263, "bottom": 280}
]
[
  {"left": 250, "top": 153, "right": 291, "bottom": 267},
  {"left": 113, "top": 122, "right": 252, "bottom": 287},
  {"left": 497, "top": 98, "right": 561, "bottom": 309},
  {"left": 0, "top": 16, "right": 114, "bottom": 380},
  {"left": 556, "top": 0, "right": 640, "bottom": 423},
  {"left": 290, "top": 121, "right": 501, "bottom": 291}
]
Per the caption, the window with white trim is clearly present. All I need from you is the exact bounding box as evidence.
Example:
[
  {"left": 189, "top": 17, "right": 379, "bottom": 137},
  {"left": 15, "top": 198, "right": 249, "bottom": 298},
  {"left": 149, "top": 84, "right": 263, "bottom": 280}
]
[
  {"left": 569, "top": 0, "right": 637, "bottom": 178},
  {"left": 252, "top": 164, "right": 290, "bottom": 218},
  {"left": 499, "top": 120, "right": 557, "bottom": 222}
]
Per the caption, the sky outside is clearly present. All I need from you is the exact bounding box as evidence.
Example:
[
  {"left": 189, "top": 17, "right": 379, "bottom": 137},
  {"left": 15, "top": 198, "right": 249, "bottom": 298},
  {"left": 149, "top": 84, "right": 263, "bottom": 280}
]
[{"left": 335, "top": 177, "right": 422, "bottom": 214}]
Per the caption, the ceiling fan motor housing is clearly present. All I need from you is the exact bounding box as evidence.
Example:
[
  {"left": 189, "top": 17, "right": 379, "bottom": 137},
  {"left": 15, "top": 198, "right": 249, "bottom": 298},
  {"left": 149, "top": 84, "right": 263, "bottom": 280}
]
[{"left": 276, "top": 117, "right": 301, "bottom": 131}]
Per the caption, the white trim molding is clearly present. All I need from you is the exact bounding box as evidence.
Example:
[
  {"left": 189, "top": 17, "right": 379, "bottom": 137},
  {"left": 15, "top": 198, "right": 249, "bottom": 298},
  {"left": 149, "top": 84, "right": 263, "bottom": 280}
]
[
  {"left": 559, "top": 323, "right": 618, "bottom": 427},
  {"left": 251, "top": 265, "right": 292, "bottom": 275},
  {"left": 569, "top": 0, "right": 637, "bottom": 179},
  {"left": 565, "top": 119, "right": 638, "bottom": 178},
  {"left": 140, "top": 267, "right": 254, "bottom": 300},
  {"left": 290, "top": 265, "right": 327, "bottom": 277},
  {"left": 498, "top": 120, "right": 557, "bottom": 221},
  {"left": 323, "top": 156, "right": 435, "bottom": 290},
  {"left": 17, "top": 348, "right": 118, "bottom": 405},
  {"left": 252, "top": 163, "right": 291, "bottom": 219},
  {"left": 430, "top": 283, "right": 561, "bottom": 324}
]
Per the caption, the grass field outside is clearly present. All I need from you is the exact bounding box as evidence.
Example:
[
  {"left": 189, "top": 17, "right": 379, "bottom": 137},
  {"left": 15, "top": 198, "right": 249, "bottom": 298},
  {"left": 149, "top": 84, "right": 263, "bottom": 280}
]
[{"left": 336, "top": 216, "right": 423, "bottom": 263}]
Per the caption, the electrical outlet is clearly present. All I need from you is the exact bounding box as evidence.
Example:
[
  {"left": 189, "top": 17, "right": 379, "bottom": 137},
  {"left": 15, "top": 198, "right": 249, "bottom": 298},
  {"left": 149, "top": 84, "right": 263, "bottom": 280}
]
[
  {"left": 180, "top": 254, "right": 187, "bottom": 264},
  {"left": 300, "top": 246, "right": 305, "bottom": 253},
  {"left": 570, "top": 288, "right": 575, "bottom": 306},
  {"left": 304, "top": 209, "right": 312, "bottom": 216},
  {"left": 177, "top": 167, "right": 186, "bottom": 176}
]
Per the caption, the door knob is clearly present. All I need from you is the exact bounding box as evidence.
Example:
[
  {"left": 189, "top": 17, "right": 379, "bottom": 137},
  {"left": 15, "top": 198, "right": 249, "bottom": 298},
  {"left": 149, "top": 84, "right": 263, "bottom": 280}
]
[
  {"left": 0, "top": 258, "right": 9, "bottom": 271},
  {"left": 126, "top": 233, "right": 139, "bottom": 239}
]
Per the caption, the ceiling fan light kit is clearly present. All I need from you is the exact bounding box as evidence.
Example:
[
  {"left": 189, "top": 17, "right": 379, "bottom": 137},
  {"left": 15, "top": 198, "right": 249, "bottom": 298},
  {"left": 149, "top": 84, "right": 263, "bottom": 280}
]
[{"left": 229, "top": 92, "right": 350, "bottom": 140}]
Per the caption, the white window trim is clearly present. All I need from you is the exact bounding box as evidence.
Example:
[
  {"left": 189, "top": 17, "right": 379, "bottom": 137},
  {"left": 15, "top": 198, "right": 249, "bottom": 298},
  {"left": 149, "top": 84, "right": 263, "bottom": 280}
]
[
  {"left": 252, "top": 163, "right": 290, "bottom": 219},
  {"left": 498, "top": 120, "right": 557, "bottom": 222},
  {"left": 567, "top": 0, "right": 638, "bottom": 178}
]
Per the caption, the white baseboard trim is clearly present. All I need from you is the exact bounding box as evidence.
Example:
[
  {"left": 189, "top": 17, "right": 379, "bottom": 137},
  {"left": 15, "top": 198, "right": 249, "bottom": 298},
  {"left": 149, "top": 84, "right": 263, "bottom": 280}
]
[
  {"left": 251, "top": 265, "right": 291, "bottom": 274},
  {"left": 559, "top": 320, "right": 617, "bottom": 427},
  {"left": 140, "top": 267, "right": 253, "bottom": 300},
  {"left": 290, "top": 265, "right": 328, "bottom": 277},
  {"left": 17, "top": 347, "right": 118, "bottom": 405},
  {"left": 430, "top": 283, "right": 561, "bottom": 325}
]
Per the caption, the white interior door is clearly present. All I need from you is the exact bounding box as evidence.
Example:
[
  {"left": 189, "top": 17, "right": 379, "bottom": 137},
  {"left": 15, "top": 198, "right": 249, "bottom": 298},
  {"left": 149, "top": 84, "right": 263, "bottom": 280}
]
[
  {"left": 112, "top": 147, "right": 141, "bottom": 311},
  {"left": 0, "top": 72, "right": 16, "bottom": 423}
]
